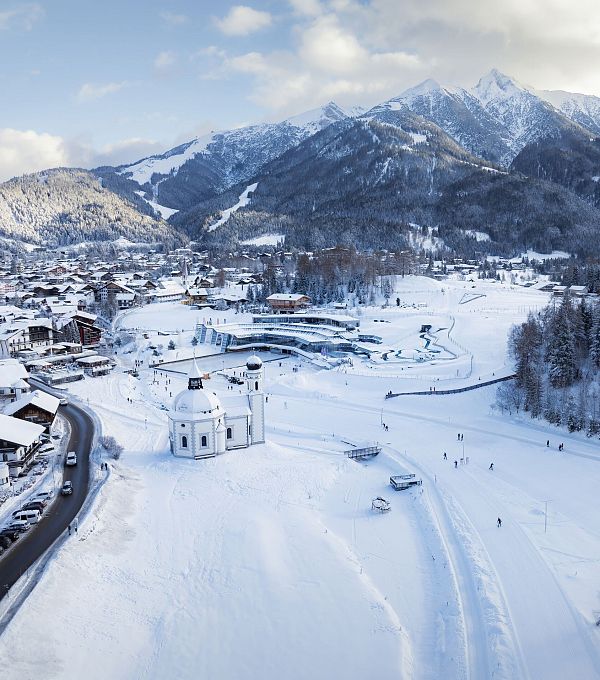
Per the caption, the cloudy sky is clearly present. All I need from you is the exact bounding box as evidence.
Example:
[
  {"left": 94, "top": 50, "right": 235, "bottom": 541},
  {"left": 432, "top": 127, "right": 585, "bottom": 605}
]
[{"left": 1, "top": 0, "right": 599, "bottom": 180}]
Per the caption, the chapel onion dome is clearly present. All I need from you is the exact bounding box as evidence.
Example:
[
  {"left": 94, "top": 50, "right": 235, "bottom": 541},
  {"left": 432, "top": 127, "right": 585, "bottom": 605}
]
[
  {"left": 170, "top": 356, "right": 224, "bottom": 420},
  {"left": 246, "top": 355, "right": 263, "bottom": 371},
  {"left": 172, "top": 388, "right": 223, "bottom": 416}
]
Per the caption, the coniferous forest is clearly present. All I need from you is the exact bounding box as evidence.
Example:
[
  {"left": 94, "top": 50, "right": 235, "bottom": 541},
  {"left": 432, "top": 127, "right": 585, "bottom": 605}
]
[{"left": 498, "top": 294, "right": 600, "bottom": 436}]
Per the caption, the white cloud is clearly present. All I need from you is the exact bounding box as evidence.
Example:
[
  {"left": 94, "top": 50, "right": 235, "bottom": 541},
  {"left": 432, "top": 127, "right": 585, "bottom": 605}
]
[
  {"left": 223, "top": 13, "right": 422, "bottom": 115},
  {"left": 154, "top": 50, "right": 177, "bottom": 75},
  {"left": 215, "top": 5, "right": 272, "bottom": 36},
  {"left": 0, "top": 129, "right": 71, "bottom": 181},
  {"left": 159, "top": 11, "right": 188, "bottom": 26},
  {"left": 77, "top": 81, "right": 129, "bottom": 103},
  {"left": 288, "top": 0, "right": 322, "bottom": 16},
  {"left": 90, "top": 138, "right": 165, "bottom": 167},
  {"left": 0, "top": 127, "right": 171, "bottom": 181},
  {"left": 0, "top": 3, "right": 43, "bottom": 31}
]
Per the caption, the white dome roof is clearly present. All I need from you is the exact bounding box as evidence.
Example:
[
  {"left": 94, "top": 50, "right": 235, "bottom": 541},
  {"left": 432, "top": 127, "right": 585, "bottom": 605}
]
[{"left": 172, "top": 388, "right": 223, "bottom": 418}]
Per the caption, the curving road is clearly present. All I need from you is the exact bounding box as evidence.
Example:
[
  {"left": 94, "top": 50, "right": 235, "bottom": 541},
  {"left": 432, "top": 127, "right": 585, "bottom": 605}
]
[{"left": 0, "top": 395, "right": 94, "bottom": 601}]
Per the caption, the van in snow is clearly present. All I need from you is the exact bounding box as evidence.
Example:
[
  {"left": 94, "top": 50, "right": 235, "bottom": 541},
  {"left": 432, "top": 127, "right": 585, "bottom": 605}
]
[{"left": 12, "top": 509, "right": 41, "bottom": 524}]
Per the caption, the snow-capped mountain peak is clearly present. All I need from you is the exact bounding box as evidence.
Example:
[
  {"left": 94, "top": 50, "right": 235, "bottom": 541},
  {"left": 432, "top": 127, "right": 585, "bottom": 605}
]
[
  {"left": 284, "top": 101, "right": 348, "bottom": 134},
  {"left": 536, "top": 88, "right": 600, "bottom": 135},
  {"left": 473, "top": 69, "right": 528, "bottom": 105}
]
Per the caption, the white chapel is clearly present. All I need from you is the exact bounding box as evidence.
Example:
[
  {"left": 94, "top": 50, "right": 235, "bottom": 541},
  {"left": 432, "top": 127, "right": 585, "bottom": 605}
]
[{"left": 168, "top": 355, "right": 265, "bottom": 459}]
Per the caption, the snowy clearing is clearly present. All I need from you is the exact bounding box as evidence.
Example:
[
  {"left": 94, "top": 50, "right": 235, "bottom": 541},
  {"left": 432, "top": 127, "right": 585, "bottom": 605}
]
[
  {"left": 2, "top": 277, "right": 600, "bottom": 680},
  {"left": 240, "top": 233, "right": 285, "bottom": 247}
]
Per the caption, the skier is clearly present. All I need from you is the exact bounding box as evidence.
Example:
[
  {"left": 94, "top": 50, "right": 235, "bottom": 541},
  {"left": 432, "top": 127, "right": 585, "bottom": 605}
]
[
  {"left": 489, "top": 462, "right": 494, "bottom": 470},
  {"left": 546, "top": 440, "right": 550, "bottom": 447},
  {"left": 497, "top": 517, "right": 502, "bottom": 528},
  {"left": 454, "top": 460, "right": 458, "bottom": 468},
  {"left": 443, "top": 452, "right": 447, "bottom": 460}
]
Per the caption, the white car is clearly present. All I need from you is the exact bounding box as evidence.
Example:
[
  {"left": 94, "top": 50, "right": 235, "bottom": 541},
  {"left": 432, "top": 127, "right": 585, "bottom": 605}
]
[
  {"left": 5, "top": 519, "right": 31, "bottom": 532},
  {"left": 65, "top": 451, "right": 77, "bottom": 466}
]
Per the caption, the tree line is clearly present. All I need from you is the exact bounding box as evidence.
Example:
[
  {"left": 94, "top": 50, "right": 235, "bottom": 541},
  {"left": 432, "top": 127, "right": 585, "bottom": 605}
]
[{"left": 498, "top": 294, "right": 600, "bottom": 436}]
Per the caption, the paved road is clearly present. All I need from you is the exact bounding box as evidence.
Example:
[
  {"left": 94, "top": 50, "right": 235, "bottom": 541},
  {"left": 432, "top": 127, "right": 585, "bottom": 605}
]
[{"left": 0, "top": 400, "right": 94, "bottom": 601}]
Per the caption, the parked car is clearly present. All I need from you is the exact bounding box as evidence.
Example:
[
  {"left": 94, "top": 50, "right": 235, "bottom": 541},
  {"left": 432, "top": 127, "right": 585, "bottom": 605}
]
[
  {"left": 35, "top": 490, "right": 54, "bottom": 502},
  {"left": 61, "top": 481, "right": 73, "bottom": 496},
  {"left": 65, "top": 451, "right": 77, "bottom": 466},
  {"left": 0, "top": 530, "right": 20, "bottom": 542},
  {"left": 0, "top": 535, "right": 13, "bottom": 549},
  {"left": 5, "top": 519, "right": 31, "bottom": 532},
  {"left": 22, "top": 501, "right": 46, "bottom": 512}
]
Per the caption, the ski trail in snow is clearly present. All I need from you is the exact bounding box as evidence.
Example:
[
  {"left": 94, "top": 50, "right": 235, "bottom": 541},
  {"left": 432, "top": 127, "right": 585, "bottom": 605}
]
[
  {"left": 206, "top": 182, "right": 258, "bottom": 232},
  {"left": 384, "top": 445, "right": 497, "bottom": 680}
]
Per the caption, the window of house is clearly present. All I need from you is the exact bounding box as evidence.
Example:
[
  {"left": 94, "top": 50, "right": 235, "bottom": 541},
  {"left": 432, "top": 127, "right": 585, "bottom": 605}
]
[
  {"left": 201, "top": 435, "right": 208, "bottom": 447},
  {"left": 226, "top": 427, "right": 232, "bottom": 439},
  {"left": 181, "top": 435, "right": 188, "bottom": 448}
]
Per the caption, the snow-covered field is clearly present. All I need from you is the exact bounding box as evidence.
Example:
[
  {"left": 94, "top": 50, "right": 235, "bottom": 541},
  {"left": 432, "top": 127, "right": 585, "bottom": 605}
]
[{"left": 2, "top": 277, "right": 600, "bottom": 680}]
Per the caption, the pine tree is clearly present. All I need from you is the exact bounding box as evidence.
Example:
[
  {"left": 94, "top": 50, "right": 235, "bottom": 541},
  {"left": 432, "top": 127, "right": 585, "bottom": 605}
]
[
  {"left": 545, "top": 302, "right": 577, "bottom": 388},
  {"left": 590, "top": 306, "right": 600, "bottom": 368}
]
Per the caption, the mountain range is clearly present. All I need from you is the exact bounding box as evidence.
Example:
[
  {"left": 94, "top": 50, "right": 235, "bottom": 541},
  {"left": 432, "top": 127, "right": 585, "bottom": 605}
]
[{"left": 3, "top": 70, "right": 600, "bottom": 255}]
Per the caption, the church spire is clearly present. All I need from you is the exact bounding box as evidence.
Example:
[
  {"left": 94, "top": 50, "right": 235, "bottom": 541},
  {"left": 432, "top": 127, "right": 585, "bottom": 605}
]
[{"left": 188, "top": 355, "right": 203, "bottom": 390}]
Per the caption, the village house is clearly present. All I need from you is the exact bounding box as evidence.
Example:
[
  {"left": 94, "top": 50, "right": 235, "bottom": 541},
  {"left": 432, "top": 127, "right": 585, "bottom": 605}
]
[
  {"left": 75, "top": 355, "right": 114, "bottom": 377},
  {"left": 4, "top": 389, "right": 60, "bottom": 431},
  {"left": 56, "top": 311, "right": 103, "bottom": 346},
  {"left": 266, "top": 293, "right": 311, "bottom": 311},
  {"left": 0, "top": 413, "right": 45, "bottom": 478},
  {"left": 0, "top": 358, "right": 31, "bottom": 402},
  {"left": 0, "top": 318, "right": 54, "bottom": 358}
]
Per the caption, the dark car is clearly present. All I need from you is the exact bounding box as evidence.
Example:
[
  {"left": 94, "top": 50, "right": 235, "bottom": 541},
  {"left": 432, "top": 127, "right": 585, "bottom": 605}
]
[
  {"left": 0, "top": 535, "right": 13, "bottom": 549},
  {"left": 22, "top": 502, "right": 45, "bottom": 513},
  {"left": 0, "top": 530, "right": 20, "bottom": 542},
  {"left": 61, "top": 481, "right": 73, "bottom": 496}
]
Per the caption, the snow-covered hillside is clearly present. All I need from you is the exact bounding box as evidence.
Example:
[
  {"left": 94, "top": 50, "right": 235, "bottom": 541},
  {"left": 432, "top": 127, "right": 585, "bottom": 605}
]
[
  {"left": 114, "top": 103, "right": 349, "bottom": 211},
  {"left": 537, "top": 88, "right": 600, "bottom": 135}
]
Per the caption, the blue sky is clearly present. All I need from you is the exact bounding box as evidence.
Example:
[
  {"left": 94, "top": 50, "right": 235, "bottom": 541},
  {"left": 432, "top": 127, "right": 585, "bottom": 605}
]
[{"left": 1, "top": 0, "right": 599, "bottom": 180}]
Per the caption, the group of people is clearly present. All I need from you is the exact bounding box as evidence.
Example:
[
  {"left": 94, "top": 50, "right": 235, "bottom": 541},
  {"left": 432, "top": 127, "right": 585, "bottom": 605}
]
[
  {"left": 546, "top": 439, "right": 565, "bottom": 451},
  {"left": 382, "top": 423, "right": 389, "bottom": 432}
]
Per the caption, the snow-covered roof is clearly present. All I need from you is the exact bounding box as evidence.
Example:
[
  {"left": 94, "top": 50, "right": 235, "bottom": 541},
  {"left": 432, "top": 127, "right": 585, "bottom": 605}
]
[
  {"left": 76, "top": 356, "right": 111, "bottom": 365},
  {"left": 0, "top": 359, "right": 29, "bottom": 386},
  {"left": 266, "top": 293, "right": 310, "bottom": 301},
  {"left": 0, "top": 412, "right": 45, "bottom": 446},
  {"left": 4, "top": 389, "right": 59, "bottom": 417}
]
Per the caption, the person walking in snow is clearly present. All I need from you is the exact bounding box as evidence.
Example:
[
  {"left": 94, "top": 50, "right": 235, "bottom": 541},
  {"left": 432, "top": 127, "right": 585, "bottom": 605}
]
[
  {"left": 454, "top": 460, "right": 458, "bottom": 468},
  {"left": 443, "top": 452, "right": 447, "bottom": 460},
  {"left": 497, "top": 517, "right": 502, "bottom": 528},
  {"left": 489, "top": 462, "right": 494, "bottom": 470},
  {"left": 546, "top": 440, "right": 550, "bottom": 447}
]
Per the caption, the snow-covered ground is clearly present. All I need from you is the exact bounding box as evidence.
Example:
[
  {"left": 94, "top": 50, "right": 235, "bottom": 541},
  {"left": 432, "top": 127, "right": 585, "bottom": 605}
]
[
  {"left": 240, "top": 233, "right": 285, "bottom": 247},
  {"left": 2, "top": 277, "right": 600, "bottom": 680}
]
